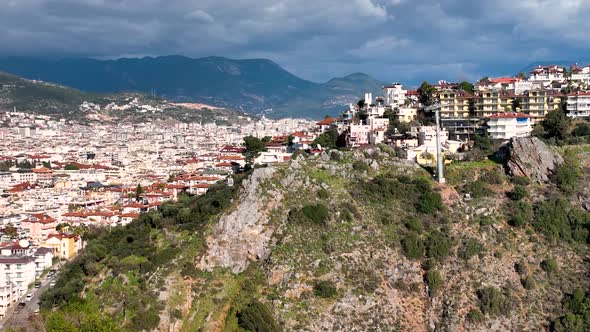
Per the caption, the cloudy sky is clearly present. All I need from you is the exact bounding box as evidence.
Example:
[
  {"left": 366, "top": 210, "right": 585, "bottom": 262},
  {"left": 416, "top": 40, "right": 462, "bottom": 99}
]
[{"left": 2, "top": 0, "right": 589, "bottom": 84}]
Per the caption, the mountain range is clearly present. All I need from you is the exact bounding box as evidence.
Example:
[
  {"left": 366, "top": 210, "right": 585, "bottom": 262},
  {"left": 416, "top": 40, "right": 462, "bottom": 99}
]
[
  {"left": 0, "top": 71, "right": 253, "bottom": 125},
  {"left": 0, "top": 56, "right": 385, "bottom": 119}
]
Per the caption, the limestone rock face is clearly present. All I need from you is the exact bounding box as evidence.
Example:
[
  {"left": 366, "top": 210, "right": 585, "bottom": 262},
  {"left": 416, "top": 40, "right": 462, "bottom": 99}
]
[
  {"left": 198, "top": 166, "right": 281, "bottom": 273},
  {"left": 505, "top": 137, "right": 563, "bottom": 182}
]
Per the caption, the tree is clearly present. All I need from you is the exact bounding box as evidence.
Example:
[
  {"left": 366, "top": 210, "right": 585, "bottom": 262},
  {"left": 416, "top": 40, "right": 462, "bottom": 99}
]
[
  {"left": 357, "top": 99, "right": 366, "bottom": 109},
  {"left": 542, "top": 110, "right": 571, "bottom": 140},
  {"left": 64, "top": 164, "right": 80, "bottom": 171},
  {"left": 457, "top": 81, "right": 474, "bottom": 94},
  {"left": 243, "top": 136, "right": 267, "bottom": 163},
  {"left": 478, "top": 76, "right": 490, "bottom": 84},
  {"left": 358, "top": 110, "right": 369, "bottom": 123},
  {"left": 477, "top": 287, "right": 509, "bottom": 316},
  {"left": 3, "top": 223, "right": 17, "bottom": 239},
  {"left": 312, "top": 129, "right": 340, "bottom": 149},
  {"left": 511, "top": 98, "right": 521, "bottom": 112},
  {"left": 135, "top": 184, "right": 144, "bottom": 202},
  {"left": 516, "top": 72, "right": 527, "bottom": 80},
  {"left": 284, "top": 134, "right": 295, "bottom": 146},
  {"left": 574, "top": 122, "right": 590, "bottom": 137},
  {"left": 417, "top": 81, "right": 437, "bottom": 106}
]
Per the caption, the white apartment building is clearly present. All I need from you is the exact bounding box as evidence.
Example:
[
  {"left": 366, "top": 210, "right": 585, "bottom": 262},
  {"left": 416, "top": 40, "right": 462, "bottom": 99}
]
[
  {"left": 0, "top": 280, "right": 18, "bottom": 319},
  {"left": 567, "top": 92, "right": 590, "bottom": 118},
  {"left": 34, "top": 247, "right": 53, "bottom": 277},
  {"left": 383, "top": 83, "right": 407, "bottom": 108},
  {"left": 529, "top": 65, "right": 565, "bottom": 87},
  {"left": 417, "top": 126, "right": 449, "bottom": 148},
  {"left": 11, "top": 170, "right": 37, "bottom": 183},
  {"left": 486, "top": 113, "right": 532, "bottom": 139},
  {"left": 0, "top": 256, "right": 37, "bottom": 294},
  {"left": 571, "top": 65, "right": 590, "bottom": 85},
  {"left": 347, "top": 117, "right": 390, "bottom": 147}
]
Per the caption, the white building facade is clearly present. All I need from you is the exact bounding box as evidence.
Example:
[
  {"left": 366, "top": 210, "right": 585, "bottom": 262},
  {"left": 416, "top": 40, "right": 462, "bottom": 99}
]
[
  {"left": 486, "top": 113, "right": 533, "bottom": 139},
  {"left": 567, "top": 92, "right": 590, "bottom": 118}
]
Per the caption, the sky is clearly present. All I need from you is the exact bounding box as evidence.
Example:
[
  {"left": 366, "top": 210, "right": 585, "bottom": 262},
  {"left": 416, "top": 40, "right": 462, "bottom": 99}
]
[{"left": 2, "top": 0, "right": 590, "bottom": 84}]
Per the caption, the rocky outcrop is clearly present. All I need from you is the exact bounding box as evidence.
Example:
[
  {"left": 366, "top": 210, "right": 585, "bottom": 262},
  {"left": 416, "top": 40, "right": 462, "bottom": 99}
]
[
  {"left": 505, "top": 137, "right": 563, "bottom": 182},
  {"left": 198, "top": 166, "right": 282, "bottom": 273}
]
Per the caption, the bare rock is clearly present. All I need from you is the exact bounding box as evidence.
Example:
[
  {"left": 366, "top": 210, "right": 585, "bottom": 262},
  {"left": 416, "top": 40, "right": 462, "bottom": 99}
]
[
  {"left": 505, "top": 137, "right": 563, "bottom": 182},
  {"left": 198, "top": 166, "right": 282, "bottom": 273}
]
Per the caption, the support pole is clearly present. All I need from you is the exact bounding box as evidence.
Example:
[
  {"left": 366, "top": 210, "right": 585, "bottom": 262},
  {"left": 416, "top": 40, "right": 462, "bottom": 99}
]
[{"left": 435, "top": 108, "right": 445, "bottom": 183}]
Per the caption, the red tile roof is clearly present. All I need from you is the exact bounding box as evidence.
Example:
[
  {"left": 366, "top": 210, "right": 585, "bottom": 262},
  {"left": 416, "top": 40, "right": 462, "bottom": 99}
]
[
  {"left": 489, "top": 77, "right": 519, "bottom": 84},
  {"left": 316, "top": 117, "right": 337, "bottom": 126}
]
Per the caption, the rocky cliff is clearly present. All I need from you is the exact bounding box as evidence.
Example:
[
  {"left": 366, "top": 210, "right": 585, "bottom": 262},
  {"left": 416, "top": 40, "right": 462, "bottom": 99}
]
[
  {"left": 504, "top": 137, "right": 563, "bottom": 182},
  {"left": 187, "top": 146, "right": 589, "bottom": 331}
]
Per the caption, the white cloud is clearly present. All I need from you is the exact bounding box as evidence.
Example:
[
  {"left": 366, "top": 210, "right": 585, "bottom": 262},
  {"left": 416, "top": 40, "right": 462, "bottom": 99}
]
[{"left": 185, "top": 10, "right": 214, "bottom": 23}]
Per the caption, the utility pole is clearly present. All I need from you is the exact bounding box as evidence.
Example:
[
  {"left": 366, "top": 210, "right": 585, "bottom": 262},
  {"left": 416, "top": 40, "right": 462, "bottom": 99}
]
[{"left": 423, "top": 101, "right": 445, "bottom": 183}]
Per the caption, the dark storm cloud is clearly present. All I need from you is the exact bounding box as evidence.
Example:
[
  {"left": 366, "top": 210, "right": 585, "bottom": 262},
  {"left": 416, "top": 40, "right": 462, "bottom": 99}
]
[{"left": 2, "top": 0, "right": 590, "bottom": 84}]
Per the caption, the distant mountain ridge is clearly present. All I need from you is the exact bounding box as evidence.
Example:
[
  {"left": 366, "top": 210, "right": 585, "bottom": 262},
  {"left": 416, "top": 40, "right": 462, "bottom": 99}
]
[
  {"left": 0, "top": 71, "right": 253, "bottom": 125},
  {"left": 0, "top": 56, "right": 385, "bottom": 119}
]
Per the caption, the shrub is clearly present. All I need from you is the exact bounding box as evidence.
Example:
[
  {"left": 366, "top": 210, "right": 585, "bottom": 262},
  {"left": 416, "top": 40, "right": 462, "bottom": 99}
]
[
  {"left": 552, "top": 155, "right": 580, "bottom": 194},
  {"left": 352, "top": 160, "right": 370, "bottom": 172},
  {"left": 508, "top": 185, "right": 528, "bottom": 201},
  {"left": 237, "top": 301, "right": 282, "bottom": 332},
  {"left": 329, "top": 151, "right": 342, "bottom": 161},
  {"left": 478, "top": 216, "right": 494, "bottom": 226},
  {"left": 317, "top": 189, "right": 329, "bottom": 199},
  {"left": 507, "top": 201, "right": 533, "bottom": 227},
  {"left": 541, "top": 258, "right": 558, "bottom": 273},
  {"left": 425, "top": 270, "right": 443, "bottom": 297},
  {"left": 463, "top": 180, "right": 491, "bottom": 199},
  {"left": 300, "top": 204, "right": 330, "bottom": 225},
  {"left": 511, "top": 176, "right": 531, "bottom": 186},
  {"left": 417, "top": 191, "right": 443, "bottom": 214},
  {"left": 426, "top": 230, "right": 452, "bottom": 260},
  {"left": 533, "top": 198, "right": 590, "bottom": 243},
  {"left": 514, "top": 261, "right": 528, "bottom": 275},
  {"left": 313, "top": 280, "right": 337, "bottom": 298},
  {"left": 552, "top": 289, "right": 590, "bottom": 332},
  {"left": 574, "top": 122, "right": 590, "bottom": 137},
  {"left": 466, "top": 309, "right": 484, "bottom": 323},
  {"left": 401, "top": 232, "right": 424, "bottom": 260},
  {"left": 477, "top": 287, "right": 509, "bottom": 316},
  {"left": 405, "top": 218, "right": 422, "bottom": 232},
  {"left": 480, "top": 169, "right": 504, "bottom": 185},
  {"left": 458, "top": 238, "right": 484, "bottom": 260},
  {"left": 521, "top": 276, "right": 535, "bottom": 290}
]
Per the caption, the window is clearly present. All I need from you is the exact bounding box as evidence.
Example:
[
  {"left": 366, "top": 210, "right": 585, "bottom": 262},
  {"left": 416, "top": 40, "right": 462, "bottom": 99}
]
[{"left": 16, "top": 273, "right": 21, "bottom": 278}]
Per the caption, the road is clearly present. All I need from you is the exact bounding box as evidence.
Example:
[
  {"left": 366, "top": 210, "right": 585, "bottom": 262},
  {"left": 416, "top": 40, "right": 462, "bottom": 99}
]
[{"left": 0, "top": 270, "right": 57, "bottom": 331}]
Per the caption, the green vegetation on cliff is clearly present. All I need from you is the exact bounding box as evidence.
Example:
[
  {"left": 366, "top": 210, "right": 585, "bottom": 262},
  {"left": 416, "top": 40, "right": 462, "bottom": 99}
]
[
  {"left": 40, "top": 174, "right": 249, "bottom": 331},
  {"left": 37, "top": 143, "right": 590, "bottom": 331}
]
